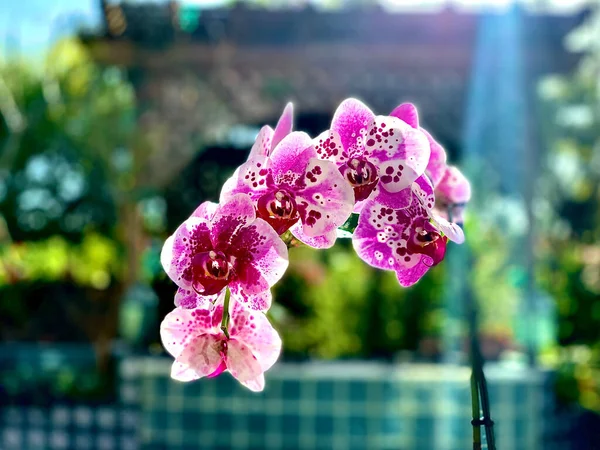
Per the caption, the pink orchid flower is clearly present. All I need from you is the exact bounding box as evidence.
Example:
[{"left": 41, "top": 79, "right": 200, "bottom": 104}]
[
  {"left": 220, "top": 131, "right": 354, "bottom": 249},
  {"left": 160, "top": 292, "right": 281, "bottom": 392},
  {"left": 391, "top": 102, "right": 471, "bottom": 224},
  {"left": 160, "top": 194, "right": 288, "bottom": 311},
  {"left": 435, "top": 165, "right": 472, "bottom": 224},
  {"left": 352, "top": 175, "right": 464, "bottom": 287},
  {"left": 312, "top": 98, "right": 430, "bottom": 212},
  {"left": 248, "top": 103, "right": 294, "bottom": 159}
]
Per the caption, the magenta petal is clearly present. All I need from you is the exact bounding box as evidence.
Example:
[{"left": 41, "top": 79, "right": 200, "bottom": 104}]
[
  {"left": 175, "top": 333, "right": 223, "bottom": 381},
  {"left": 295, "top": 158, "right": 354, "bottom": 241},
  {"left": 160, "top": 307, "right": 218, "bottom": 358},
  {"left": 162, "top": 217, "right": 212, "bottom": 289},
  {"left": 229, "top": 217, "right": 288, "bottom": 295},
  {"left": 226, "top": 339, "right": 264, "bottom": 384},
  {"left": 269, "top": 131, "right": 315, "bottom": 180},
  {"left": 366, "top": 116, "right": 430, "bottom": 193},
  {"left": 331, "top": 98, "right": 375, "bottom": 153},
  {"left": 248, "top": 126, "right": 274, "bottom": 159},
  {"left": 313, "top": 129, "right": 347, "bottom": 165},
  {"left": 437, "top": 166, "right": 472, "bottom": 204},
  {"left": 395, "top": 257, "right": 432, "bottom": 287},
  {"left": 190, "top": 201, "right": 218, "bottom": 221},
  {"left": 220, "top": 156, "right": 270, "bottom": 203},
  {"left": 229, "top": 284, "right": 272, "bottom": 311},
  {"left": 271, "top": 102, "right": 294, "bottom": 151},
  {"left": 174, "top": 287, "right": 218, "bottom": 309},
  {"left": 371, "top": 185, "right": 412, "bottom": 210},
  {"left": 210, "top": 193, "right": 257, "bottom": 249},
  {"left": 352, "top": 198, "right": 422, "bottom": 273},
  {"left": 412, "top": 175, "right": 436, "bottom": 211},
  {"left": 229, "top": 301, "right": 281, "bottom": 372},
  {"left": 389, "top": 103, "right": 419, "bottom": 129},
  {"left": 290, "top": 223, "right": 337, "bottom": 249},
  {"left": 231, "top": 264, "right": 270, "bottom": 299},
  {"left": 422, "top": 129, "right": 447, "bottom": 187}
]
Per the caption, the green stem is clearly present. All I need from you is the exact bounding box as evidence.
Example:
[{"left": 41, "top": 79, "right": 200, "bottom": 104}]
[
  {"left": 468, "top": 289, "right": 496, "bottom": 450},
  {"left": 470, "top": 370, "right": 482, "bottom": 450},
  {"left": 478, "top": 368, "right": 496, "bottom": 449},
  {"left": 220, "top": 287, "right": 231, "bottom": 339}
]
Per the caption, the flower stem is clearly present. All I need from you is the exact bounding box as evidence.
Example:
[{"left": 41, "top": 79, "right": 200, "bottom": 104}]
[
  {"left": 478, "top": 367, "right": 496, "bottom": 449},
  {"left": 470, "top": 370, "right": 482, "bottom": 450},
  {"left": 468, "top": 288, "right": 496, "bottom": 450},
  {"left": 220, "top": 287, "right": 231, "bottom": 339}
]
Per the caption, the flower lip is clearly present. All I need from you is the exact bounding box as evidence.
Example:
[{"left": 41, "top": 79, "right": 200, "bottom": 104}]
[
  {"left": 207, "top": 340, "right": 228, "bottom": 378},
  {"left": 191, "top": 250, "right": 233, "bottom": 295},
  {"left": 257, "top": 189, "right": 300, "bottom": 235},
  {"left": 407, "top": 221, "right": 447, "bottom": 267},
  {"left": 340, "top": 158, "right": 379, "bottom": 201}
]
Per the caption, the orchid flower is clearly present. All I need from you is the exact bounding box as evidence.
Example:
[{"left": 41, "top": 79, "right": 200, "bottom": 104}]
[
  {"left": 220, "top": 131, "right": 354, "bottom": 248},
  {"left": 312, "top": 98, "right": 430, "bottom": 212},
  {"left": 160, "top": 193, "right": 288, "bottom": 311},
  {"left": 160, "top": 291, "right": 281, "bottom": 392},
  {"left": 435, "top": 165, "right": 472, "bottom": 224},
  {"left": 352, "top": 175, "right": 464, "bottom": 286}
]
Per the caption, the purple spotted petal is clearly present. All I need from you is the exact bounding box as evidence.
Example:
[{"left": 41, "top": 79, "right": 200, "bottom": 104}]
[
  {"left": 220, "top": 156, "right": 270, "bottom": 202},
  {"left": 210, "top": 194, "right": 257, "bottom": 249},
  {"left": 268, "top": 131, "right": 315, "bottom": 182},
  {"left": 161, "top": 217, "right": 212, "bottom": 289},
  {"left": 174, "top": 287, "right": 218, "bottom": 309},
  {"left": 352, "top": 198, "right": 425, "bottom": 273},
  {"left": 389, "top": 103, "right": 419, "bottom": 129},
  {"left": 160, "top": 306, "right": 219, "bottom": 359},
  {"left": 190, "top": 201, "right": 218, "bottom": 221},
  {"left": 422, "top": 129, "right": 447, "bottom": 187},
  {"left": 290, "top": 224, "right": 338, "bottom": 249},
  {"left": 395, "top": 257, "right": 433, "bottom": 287},
  {"left": 331, "top": 98, "right": 375, "bottom": 154},
  {"left": 229, "top": 301, "right": 281, "bottom": 373},
  {"left": 365, "top": 116, "right": 430, "bottom": 193},
  {"left": 411, "top": 175, "right": 436, "bottom": 211},
  {"left": 248, "top": 126, "right": 274, "bottom": 159},
  {"left": 294, "top": 158, "right": 354, "bottom": 242},
  {"left": 228, "top": 217, "right": 288, "bottom": 296},
  {"left": 371, "top": 184, "right": 413, "bottom": 210},
  {"left": 229, "top": 284, "right": 273, "bottom": 311},
  {"left": 271, "top": 102, "right": 294, "bottom": 151},
  {"left": 313, "top": 129, "right": 347, "bottom": 166}
]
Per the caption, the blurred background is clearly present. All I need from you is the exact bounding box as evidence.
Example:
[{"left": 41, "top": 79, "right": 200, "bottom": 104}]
[{"left": 1, "top": 0, "right": 599, "bottom": 449}]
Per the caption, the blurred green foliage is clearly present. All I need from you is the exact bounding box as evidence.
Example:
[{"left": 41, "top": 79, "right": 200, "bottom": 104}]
[
  {"left": 536, "top": 5, "right": 600, "bottom": 411},
  {"left": 0, "top": 233, "right": 121, "bottom": 288},
  {"left": 273, "top": 241, "right": 447, "bottom": 360},
  {"left": 0, "top": 39, "right": 135, "bottom": 243}
]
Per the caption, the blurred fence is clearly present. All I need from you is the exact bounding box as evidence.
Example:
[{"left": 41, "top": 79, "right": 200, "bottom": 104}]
[{"left": 0, "top": 346, "right": 595, "bottom": 450}]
